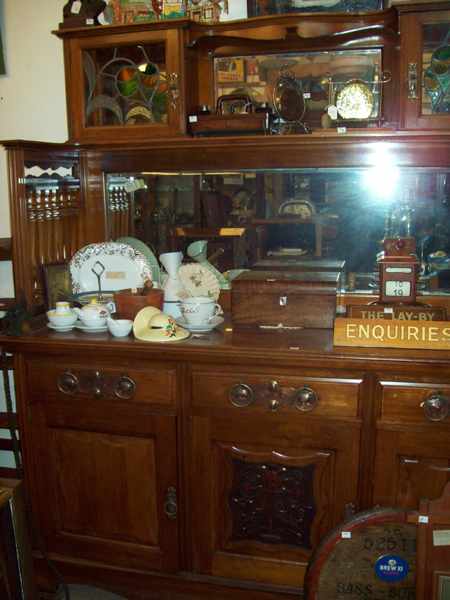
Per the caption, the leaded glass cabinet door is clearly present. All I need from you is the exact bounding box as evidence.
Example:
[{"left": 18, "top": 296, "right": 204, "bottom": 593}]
[
  {"left": 61, "top": 25, "right": 185, "bottom": 143},
  {"left": 401, "top": 9, "right": 450, "bottom": 129}
]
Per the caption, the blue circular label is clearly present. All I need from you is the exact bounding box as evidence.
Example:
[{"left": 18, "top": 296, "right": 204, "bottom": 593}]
[{"left": 375, "top": 554, "right": 409, "bottom": 583}]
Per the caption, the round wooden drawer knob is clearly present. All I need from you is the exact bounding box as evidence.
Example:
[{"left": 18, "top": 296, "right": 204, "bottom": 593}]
[
  {"left": 114, "top": 375, "right": 136, "bottom": 400},
  {"left": 57, "top": 371, "right": 79, "bottom": 395},
  {"left": 421, "top": 392, "right": 449, "bottom": 422},
  {"left": 292, "top": 386, "right": 319, "bottom": 412},
  {"left": 229, "top": 383, "right": 255, "bottom": 408}
]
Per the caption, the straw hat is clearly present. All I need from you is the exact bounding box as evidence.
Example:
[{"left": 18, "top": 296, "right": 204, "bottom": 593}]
[{"left": 133, "top": 307, "right": 190, "bottom": 342}]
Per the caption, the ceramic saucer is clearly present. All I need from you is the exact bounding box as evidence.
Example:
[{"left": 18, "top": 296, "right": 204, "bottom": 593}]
[
  {"left": 47, "top": 323, "right": 75, "bottom": 333},
  {"left": 75, "top": 321, "right": 108, "bottom": 333},
  {"left": 176, "top": 315, "right": 224, "bottom": 333}
]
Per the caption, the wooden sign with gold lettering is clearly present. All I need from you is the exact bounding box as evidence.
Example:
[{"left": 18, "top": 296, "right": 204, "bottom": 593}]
[
  {"left": 334, "top": 318, "right": 450, "bottom": 350},
  {"left": 347, "top": 304, "right": 446, "bottom": 321}
]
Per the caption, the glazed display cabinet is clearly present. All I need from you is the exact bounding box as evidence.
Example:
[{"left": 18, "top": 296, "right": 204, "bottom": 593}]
[
  {"left": 57, "top": 22, "right": 187, "bottom": 143},
  {"left": 400, "top": 6, "right": 450, "bottom": 129}
]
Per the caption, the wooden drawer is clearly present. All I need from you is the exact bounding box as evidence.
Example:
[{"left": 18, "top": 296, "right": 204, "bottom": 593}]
[
  {"left": 192, "top": 370, "right": 361, "bottom": 418},
  {"left": 26, "top": 356, "right": 177, "bottom": 406},
  {"left": 379, "top": 381, "right": 450, "bottom": 426}
]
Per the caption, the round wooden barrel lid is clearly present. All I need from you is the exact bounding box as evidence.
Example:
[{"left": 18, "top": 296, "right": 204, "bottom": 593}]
[{"left": 304, "top": 508, "right": 416, "bottom": 600}]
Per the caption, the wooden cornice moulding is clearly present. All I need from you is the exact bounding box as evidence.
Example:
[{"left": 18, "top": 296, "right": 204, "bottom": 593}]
[
  {"left": 53, "top": 17, "right": 191, "bottom": 38},
  {"left": 53, "top": 9, "right": 398, "bottom": 43},
  {"left": 1, "top": 139, "right": 79, "bottom": 151}
]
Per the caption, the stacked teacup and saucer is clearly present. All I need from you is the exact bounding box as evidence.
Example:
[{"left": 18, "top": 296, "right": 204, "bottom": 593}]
[
  {"left": 177, "top": 296, "right": 224, "bottom": 333},
  {"left": 47, "top": 301, "right": 78, "bottom": 332}
]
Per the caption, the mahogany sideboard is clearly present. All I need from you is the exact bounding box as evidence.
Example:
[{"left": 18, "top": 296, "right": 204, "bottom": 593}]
[
  {"left": 3, "top": 5, "right": 450, "bottom": 597},
  {"left": 1, "top": 326, "right": 450, "bottom": 598}
]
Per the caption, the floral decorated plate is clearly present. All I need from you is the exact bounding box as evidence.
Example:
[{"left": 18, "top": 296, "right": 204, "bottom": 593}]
[
  {"left": 70, "top": 242, "right": 153, "bottom": 294},
  {"left": 178, "top": 263, "right": 220, "bottom": 301}
]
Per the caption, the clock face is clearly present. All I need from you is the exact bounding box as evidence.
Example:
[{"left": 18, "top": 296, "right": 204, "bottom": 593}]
[{"left": 385, "top": 280, "right": 411, "bottom": 297}]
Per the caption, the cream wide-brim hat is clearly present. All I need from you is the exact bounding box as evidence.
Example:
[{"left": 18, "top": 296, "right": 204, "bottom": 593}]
[{"left": 133, "top": 306, "right": 190, "bottom": 342}]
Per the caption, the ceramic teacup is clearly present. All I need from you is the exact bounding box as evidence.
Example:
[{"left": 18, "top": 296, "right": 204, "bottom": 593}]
[
  {"left": 107, "top": 317, "right": 133, "bottom": 338},
  {"left": 180, "top": 296, "right": 222, "bottom": 326},
  {"left": 47, "top": 303, "right": 77, "bottom": 327}
]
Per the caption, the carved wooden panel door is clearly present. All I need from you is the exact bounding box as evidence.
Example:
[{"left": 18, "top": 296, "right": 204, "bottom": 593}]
[
  {"left": 373, "top": 378, "right": 450, "bottom": 509},
  {"left": 374, "top": 429, "right": 450, "bottom": 509},
  {"left": 189, "top": 368, "right": 362, "bottom": 589},
  {"left": 24, "top": 373, "right": 179, "bottom": 573}
]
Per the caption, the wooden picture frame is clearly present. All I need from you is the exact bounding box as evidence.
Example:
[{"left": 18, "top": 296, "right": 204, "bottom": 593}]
[
  {"left": 41, "top": 262, "right": 73, "bottom": 310},
  {"left": 216, "top": 58, "right": 245, "bottom": 84}
]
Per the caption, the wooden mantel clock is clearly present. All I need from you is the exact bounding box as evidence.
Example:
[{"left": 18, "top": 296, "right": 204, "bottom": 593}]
[{"left": 378, "top": 237, "right": 419, "bottom": 304}]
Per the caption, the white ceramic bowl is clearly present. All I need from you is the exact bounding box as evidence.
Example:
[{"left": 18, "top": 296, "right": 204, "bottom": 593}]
[
  {"left": 107, "top": 318, "right": 133, "bottom": 338},
  {"left": 47, "top": 310, "right": 78, "bottom": 328}
]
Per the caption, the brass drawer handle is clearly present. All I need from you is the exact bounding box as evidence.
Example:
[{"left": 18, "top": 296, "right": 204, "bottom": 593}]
[
  {"left": 114, "top": 375, "right": 136, "bottom": 400},
  {"left": 421, "top": 392, "right": 449, "bottom": 422},
  {"left": 92, "top": 371, "right": 103, "bottom": 398},
  {"left": 164, "top": 486, "right": 177, "bottom": 520},
  {"left": 167, "top": 73, "right": 179, "bottom": 109},
  {"left": 268, "top": 397, "right": 280, "bottom": 412},
  {"left": 57, "top": 371, "right": 79, "bottom": 395},
  {"left": 229, "top": 383, "right": 255, "bottom": 408},
  {"left": 267, "top": 380, "right": 280, "bottom": 411},
  {"left": 407, "top": 62, "right": 418, "bottom": 100},
  {"left": 292, "top": 386, "right": 319, "bottom": 412}
]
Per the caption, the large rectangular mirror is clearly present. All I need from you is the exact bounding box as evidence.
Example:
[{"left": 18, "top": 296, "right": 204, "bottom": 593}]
[{"left": 105, "top": 167, "right": 450, "bottom": 295}]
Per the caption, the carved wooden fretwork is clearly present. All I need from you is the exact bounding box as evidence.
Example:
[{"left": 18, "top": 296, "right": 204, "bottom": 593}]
[
  {"left": 24, "top": 165, "right": 74, "bottom": 179},
  {"left": 229, "top": 458, "right": 316, "bottom": 548}
]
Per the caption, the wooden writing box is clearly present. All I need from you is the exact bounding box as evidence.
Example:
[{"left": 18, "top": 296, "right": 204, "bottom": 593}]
[
  {"left": 189, "top": 113, "right": 267, "bottom": 136},
  {"left": 231, "top": 270, "right": 340, "bottom": 329}
]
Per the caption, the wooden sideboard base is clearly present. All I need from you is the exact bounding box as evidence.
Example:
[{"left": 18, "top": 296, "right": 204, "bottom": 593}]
[
  {"left": 34, "top": 557, "right": 303, "bottom": 600},
  {"left": 6, "top": 330, "right": 450, "bottom": 597}
]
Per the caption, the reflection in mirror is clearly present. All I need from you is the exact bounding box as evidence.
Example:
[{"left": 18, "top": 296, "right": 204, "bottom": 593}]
[
  {"left": 213, "top": 50, "right": 383, "bottom": 128},
  {"left": 105, "top": 168, "right": 450, "bottom": 295}
]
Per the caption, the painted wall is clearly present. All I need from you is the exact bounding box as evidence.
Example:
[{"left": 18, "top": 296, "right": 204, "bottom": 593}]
[
  {"left": 0, "top": 0, "right": 68, "bottom": 238},
  {"left": 0, "top": 0, "right": 67, "bottom": 297}
]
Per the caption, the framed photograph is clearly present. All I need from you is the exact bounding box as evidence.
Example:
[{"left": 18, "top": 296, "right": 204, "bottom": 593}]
[
  {"left": 216, "top": 58, "right": 245, "bottom": 84},
  {"left": 42, "top": 262, "right": 73, "bottom": 310},
  {"left": 110, "top": 0, "right": 159, "bottom": 25},
  {"left": 246, "top": 0, "right": 384, "bottom": 17}
]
